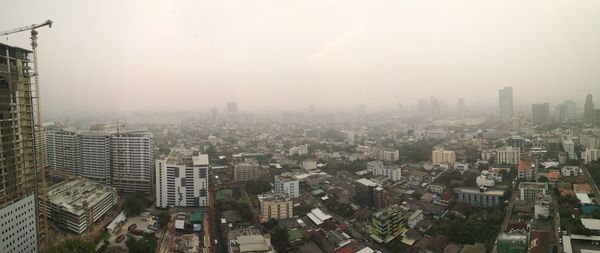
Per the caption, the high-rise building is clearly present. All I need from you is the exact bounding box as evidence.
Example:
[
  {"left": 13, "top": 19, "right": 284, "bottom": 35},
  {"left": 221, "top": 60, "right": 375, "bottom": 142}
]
[
  {"left": 367, "top": 161, "right": 402, "bottom": 181},
  {"left": 155, "top": 148, "right": 209, "bottom": 208},
  {"left": 274, "top": 173, "right": 299, "bottom": 198},
  {"left": 369, "top": 204, "right": 406, "bottom": 244},
  {"left": 0, "top": 43, "right": 39, "bottom": 253},
  {"left": 417, "top": 99, "right": 429, "bottom": 113},
  {"left": 563, "top": 100, "right": 577, "bottom": 122},
  {"left": 585, "top": 94, "right": 594, "bottom": 124},
  {"left": 499, "top": 87, "right": 514, "bottom": 122},
  {"left": 430, "top": 96, "right": 441, "bottom": 117},
  {"left": 531, "top": 103, "right": 550, "bottom": 125},
  {"left": 595, "top": 109, "right": 600, "bottom": 128},
  {"left": 258, "top": 192, "right": 293, "bottom": 220},
  {"left": 44, "top": 127, "right": 154, "bottom": 193},
  {"left": 233, "top": 161, "right": 264, "bottom": 182},
  {"left": 370, "top": 147, "right": 400, "bottom": 162},
  {"left": 583, "top": 149, "right": 600, "bottom": 164},
  {"left": 226, "top": 102, "right": 237, "bottom": 113},
  {"left": 432, "top": 148, "right": 456, "bottom": 165},
  {"left": 496, "top": 146, "right": 520, "bottom": 164},
  {"left": 457, "top": 98, "right": 466, "bottom": 114},
  {"left": 355, "top": 179, "right": 387, "bottom": 209}
]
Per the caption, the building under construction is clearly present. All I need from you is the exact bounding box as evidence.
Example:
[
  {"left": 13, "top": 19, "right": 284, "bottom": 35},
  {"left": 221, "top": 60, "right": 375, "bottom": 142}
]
[
  {"left": 45, "top": 178, "right": 118, "bottom": 234},
  {"left": 0, "top": 43, "right": 40, "bottom": 253}
]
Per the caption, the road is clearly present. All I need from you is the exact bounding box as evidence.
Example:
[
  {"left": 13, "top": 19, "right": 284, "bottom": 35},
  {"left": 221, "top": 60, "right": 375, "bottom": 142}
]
[{"left": 491, "top": 186, "right": 517, "bottom": 253}]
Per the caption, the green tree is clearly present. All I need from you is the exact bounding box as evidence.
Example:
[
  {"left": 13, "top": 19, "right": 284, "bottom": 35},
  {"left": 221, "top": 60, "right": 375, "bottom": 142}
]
[
  {"left": 157, "top": 211, "right": 171, "bottom": 227},
  {"left": 126, "top": 233, "right": 158, "bottom": 253},
  {"left": 43, "top": 238, "right": 96, "bottom": 253},
  {"left": 123, "top": 192, "right": 148, "bottom": 216},
  {"left": 244, "top": 179, "right": 271, "bottom": 195},
  {"left": 270, "top": 226, "right": 289, "bottom": 251}
]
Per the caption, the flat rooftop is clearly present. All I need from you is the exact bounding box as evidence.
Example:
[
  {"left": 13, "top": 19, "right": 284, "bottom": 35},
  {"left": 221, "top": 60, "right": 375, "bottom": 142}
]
[
  {"left": 455, "top": 187, "right": 504, "bottom": 196},
  {"left": 356, "top": 178, "right": 379, "bottom": 187},
  {"left": 519, "top": 182, "right": 548, "bottom": 190},
  {"left": 47, "top": 178, "right": 116, "bottom": 216}
]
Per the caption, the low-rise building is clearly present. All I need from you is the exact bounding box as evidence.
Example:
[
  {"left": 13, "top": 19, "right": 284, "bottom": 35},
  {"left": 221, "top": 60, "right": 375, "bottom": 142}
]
[
  {"left": 497, "top": 146, "right": 521, "bottom": 165},
  {"left": 561, "top": 166, "right": 580, "bottom": 177},
  {"left": 517, "top": 161, "right": 534, "bottom": 180},
  {"left": 518, "top": 182, "right": 548, "bottom": 201},
  {"left": 228, "top": 228, "right": 275, "bottom": 253},
  {"left": 367, "top": 161, "right": 402, "bottom": 181},
  {"left": 289, "top": 144, "right": 309, "bottom": 156},
  {"left": 233, "top": 161, "right": 264, "bottom": 182},
  {"left": 369, "top": 204, "right": 406, "bottom": 244},
  {"left": 432, "top": 148, "right": 456, "bottom": 165},
  {"left": 407, "top": 209, "right": 424, "bottom": 229},
  {"left": 454, "top": 187, "right": 504, "bottom": 208},
  {"left": 258, "top": 192, "right": 293, "bottom": 220},
  {"left": 496, "top": 232, "right": 528, "bottom": 253},
  {"left": 274, "top": 173, "right": 300, "bottom": 198},
  {"left": 45, "top": 178, "right": 118, "bottom": 234}
]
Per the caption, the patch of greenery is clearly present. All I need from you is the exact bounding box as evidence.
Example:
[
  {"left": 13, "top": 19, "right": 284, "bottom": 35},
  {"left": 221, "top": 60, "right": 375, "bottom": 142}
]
[{"left": 429, "top": 208, "right": 504, "bottom": 249}]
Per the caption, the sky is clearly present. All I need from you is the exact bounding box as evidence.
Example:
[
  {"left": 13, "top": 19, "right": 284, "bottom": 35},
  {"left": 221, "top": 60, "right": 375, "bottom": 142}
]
[{"left": 2, "top": 0, "right": 600, "bottom": 115}]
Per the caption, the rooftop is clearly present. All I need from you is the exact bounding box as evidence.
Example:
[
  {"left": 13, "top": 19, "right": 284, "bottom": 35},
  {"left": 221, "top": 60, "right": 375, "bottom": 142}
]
[
  {"left": 47, "top": 178, "right": 116, "bottom": 216},
  {"left": 519, "top": 182, "right": 548, "bottom": 190},
  {"left": 356, "top": 178, "right": 379, "bottom": 187},
  {"left": 454, "top": 187, "right": 504, "bottom": 196}
]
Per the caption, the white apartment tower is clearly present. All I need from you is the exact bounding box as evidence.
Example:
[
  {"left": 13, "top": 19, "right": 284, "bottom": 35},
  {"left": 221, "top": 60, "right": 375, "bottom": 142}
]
[
  {"left": 496, "top": 146, "right": 521, "bottom": 164},
  {"left": 432, "top": 148, "right": 456, "bottom": 165},
  {"left": 111, "top": 131, "right": 154, "bottom": 194},
  {"left": 274, "top": 174, "right": 300, "bottom": 198},
  {"left": 156, "top": 149, "right": 210, "bottom": 208}
]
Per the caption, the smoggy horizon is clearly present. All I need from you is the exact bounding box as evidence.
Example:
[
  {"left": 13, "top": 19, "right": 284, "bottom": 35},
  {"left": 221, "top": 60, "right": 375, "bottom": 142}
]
[{"left": 2, "top": 0, "right": 600, "bottom": 115}]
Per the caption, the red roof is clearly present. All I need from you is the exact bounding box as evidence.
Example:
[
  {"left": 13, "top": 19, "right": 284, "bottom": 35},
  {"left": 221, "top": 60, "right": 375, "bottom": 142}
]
[
  {"left": 336, "top": 245, "right": 355, "bottom": 253},
  {"left": 518, "top": 161, "right": 532, "bottom": 172},
  {"left": 441, "top": 191, "right": 455, "bottom": 201}
]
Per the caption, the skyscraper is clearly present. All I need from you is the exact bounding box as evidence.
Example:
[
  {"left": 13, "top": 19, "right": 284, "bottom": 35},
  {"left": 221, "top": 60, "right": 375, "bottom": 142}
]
[
  {"left": 430, "top": 96, "right": 441, "bottom": 117},
  {"left": 0, "top": 43, "right": 39, "bottom": 253},
  {"left": 457, "top": 98, "right": 466, "bottom": 114},
  {"left": 499, "top": 87, "right": 513, "bottom": 122},
  {"left": 557, "top": 100, "right": 577, "bottom": 122},
  {"left": 585, "top": 94, "right": 594, "bottom": 124},
  {"left": 532, "top": 103, "right": 550, "bottom": 125},
  {"left": 226, "top": 102, "right": 237, "bottom": 113}
]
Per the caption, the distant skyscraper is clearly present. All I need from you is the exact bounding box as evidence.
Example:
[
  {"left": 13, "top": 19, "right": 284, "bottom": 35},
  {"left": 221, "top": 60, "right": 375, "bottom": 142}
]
[
  {"left": 560, "top": 100, "right": 577, "bottom": 122},
  {"left": 595, "top": 109, "right": 600, "bottom": 128},
  {"left": 417, "top": 99, "right": 429, "bottom": 113},
  {"left": 585, "top": 94, "right": 594, "bottom": 124},
  {"left": 499, "top": 87, "right": 514, "bottom": 122},
  {"left": 430, "top": 96, "right": 441, "bottom": 117},
  {"left": 210, "top": 107, "right": 217, "bottom": 121},
  {"left": 457, "top": 98, "right": 466, "bottom": 114},
  {"left": 532, "top": 103, "right": 550, "bottom": 125},
  {"left": 0, "top": 43, "right": 39, "bottom": 253},
  {"left": 226, "top": 102, "right": 237, "bottom": 113},
  {"left": 357, "top": 104, "right": 366, "bottom": 115}
]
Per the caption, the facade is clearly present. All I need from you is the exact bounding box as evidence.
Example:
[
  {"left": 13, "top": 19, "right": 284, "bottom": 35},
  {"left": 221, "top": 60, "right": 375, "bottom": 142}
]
[
  {"left": 499, "top": 86, "right": 514, "bottom": 122},
  {"left": 233, "top": 161, "right": 263, "bottom": 182},
  {"left": 454, "top": 187, "right": 505, "bottom": 208},
  {"left": 595, "top": 109, "right": 600, "bottom": 128},
  {"left": 274, "top": 173, "right": 300, "bottom": 198},
  {"left": 228, "top": 228, "right": 274, "bottom": 253},
  {"left": 0, "top": 43, "right": 39, "bottom": 253},
  {"left": 583, "top": 149, "right": 600, "bottom": 164},
  {"left": 407, "top": 209, "right": 424, "bottom": 229},
  {"left": 45, "top": 179, "right": 118, "bottom": 234},
  {"left": 355, "top": 178, "right": 387, "bottom": 209},
  {"left": 432, "top": 148, "right": 456, "bottom": 165},
  {"left": 557, "top": 100, "right": 577, "bottom": 122},
  {"left": 289, "top": 144, "right": 309, "bottom": 156},
  {"left": 585, "top": 94, "right": 594, "bottom": 124},
  {"left": 518, "top": 182, "right": 548, "bottom": 201},
  {"left": 531, "top": 103, "right": 550, "bottom": 125},
  {"left": 369, "top": 204, "right": 406, "bottom": 244},
  {"left": 496, "top": 146, "right": 520, "bottom": 164},
  {"left": 156, "top": 149, "right": 209, "bottom": 208},
  {"left": 371, "top": 148, "right": 400, "bottom": 162},
  {"left": 496, "top": 232, "right": 528, "bottom": 253},
  {"left": 367, "top": 161, "right": 402, "bottom": 181},
  {"left": 111, "top": 131, "right": 154, "bottom": 194},
  {"left": 517, "top": 161, "right": 534, "bottom": 180},
  {"left": 258, "top": 192, "right": 293, "bottom": 220}
]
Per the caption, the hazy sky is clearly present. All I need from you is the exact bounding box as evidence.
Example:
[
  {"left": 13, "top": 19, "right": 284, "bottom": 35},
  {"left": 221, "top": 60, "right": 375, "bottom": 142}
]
[{"left": 2, "top": 0, "right": 600, "bottom": 114}]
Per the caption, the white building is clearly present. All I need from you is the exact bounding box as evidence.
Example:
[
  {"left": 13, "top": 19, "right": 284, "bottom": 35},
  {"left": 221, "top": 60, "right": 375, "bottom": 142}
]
[
  {"left": 496, "top": 146, "right": 520, "bottom": 164},
  {"left": 476, "top": 171, "right": 496, "bottom": 188},
  {"left": 289, "top": 144, "right": 309, "bottom": 156},
  {"left": 454, "top": 163, "right": 469, "bottom": 173},
  {"left": 561, "top": 166, "right": 581, "bottom": 177},
  {"left": 562, "top": 136, "right": 577, "bottom": 160},
  {"left": 156, "top": 148, "right": 209, "bottom": 208},
  {"left": 367, "top": 161, "right": 402, "bottom": 181},
  {"left": 432, "top": 148, "right": 456, "bottom": 165},
  {"left": 584, "top": 149, "right": 600, "bottom": 164},
  {"left": 370, "top": 148, "right": 400, "bottom": 162},
  {"left": 112, "top": 131, "right": 154, "bottom": 194},
  {"left": 0, "top": 195, "right": 38, "bottom": 253},
  {"left": 274, "top": 173, "right": 300, "bottom": 198},
  {"left": 407, "top": 209, "right": 424, "bottom": 229}
]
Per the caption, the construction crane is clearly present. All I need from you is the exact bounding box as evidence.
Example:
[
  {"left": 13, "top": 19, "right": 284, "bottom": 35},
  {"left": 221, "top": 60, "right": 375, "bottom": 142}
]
[{"left": 1, "top": 19, "right": 53, "bottom": 247}]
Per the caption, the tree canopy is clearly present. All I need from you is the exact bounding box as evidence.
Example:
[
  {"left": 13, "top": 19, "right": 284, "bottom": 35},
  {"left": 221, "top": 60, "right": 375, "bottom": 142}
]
[{"left": 43, "top": 238, "right": 96, "bottom": 253}]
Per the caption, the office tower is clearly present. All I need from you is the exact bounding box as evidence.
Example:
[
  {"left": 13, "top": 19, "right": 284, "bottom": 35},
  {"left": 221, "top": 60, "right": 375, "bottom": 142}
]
[
  {"left": 531, "top": 103, "right": 550, "bottom": 125},
  {"left": 258, "top": 192, "right": 293, "bottom": 220},
  {"left": 563, "top": 100, "right": 577, "bottom": 122},
  {"left": 369, "top": 204, "right": 406, "bottom": 244},
  {"left": 111, "top": 131, "right": 154, "bottom": 194},
  {"left": 585, "top": 94, "right": 594, "bottom": 124},
  {"left": 226, "top": 102, "right": 237, "bottom": 113},
  {"left": 430, "top": 96, "right": 441, "bottom": 117},
  {"left": 499, "top": 87, "right": 514, "bottom": 122},
  {"left": 457, "top": 98, "right": 465, "bottom": 114},
  {"left": 155, "top": 149, "right": 209, "bottom": 208},
  {"left": 44, "top": 125, "right": 80, "bottom": 180},
  {"left": 0, "top": 43, "right": 39, "bottom": 253},
  {"left": 496, "top": 146, "right": 521, "bottom": 164},
  {"left": 274, "top": 173, "right": 300, "bottom": 198},
  {"left": 210, "top": 107, "right": 217, "bottom": 121},
  {"left": 354, "top": 179, "right": 387, "bottom": 209},
  {"left": 432, "top": 148, "right": 456, "bottom": 164}
]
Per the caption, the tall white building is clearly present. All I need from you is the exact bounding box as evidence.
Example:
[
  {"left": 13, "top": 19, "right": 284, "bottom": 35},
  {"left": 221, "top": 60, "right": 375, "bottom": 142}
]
[
  {"left": 156, "top": 149, "right": 209, "bottom": 208},
  {"left": 496, "top": 146, "right": 520, "bottom": 164},
  {"left": 45, "top": 126, "right": 154, "bottom": 194},
  {"left": 584, "top": 149, "right": 600, "bottom": 164},
  {"left": 432, "top": 148, "right": 456, "bottom": 165},
  {"left": 274, "top": 174, "right": 300, "bottom": 198},
  {"left": 371, "top": 148, "right": 400, "bottom": 162},
  {"left": 289, "top": 144, "right": 309, "bottom": 156},
  {"left": 367, "top": 161, "right": 402, "bottom": 181}
]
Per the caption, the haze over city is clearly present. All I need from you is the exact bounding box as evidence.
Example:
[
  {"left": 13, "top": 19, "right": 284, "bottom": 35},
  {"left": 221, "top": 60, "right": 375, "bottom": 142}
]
[{"left": 2, "top": 0, "right": 600, "bottom": 115}]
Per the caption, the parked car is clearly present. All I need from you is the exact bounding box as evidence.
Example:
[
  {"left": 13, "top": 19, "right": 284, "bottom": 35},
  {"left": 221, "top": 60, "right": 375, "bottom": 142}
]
[
  {"left": 128, "top": 224, "right": 137, "bottom": 232},
  {"left": 115, "top": 235, "right": 126, "bottom": 243}
]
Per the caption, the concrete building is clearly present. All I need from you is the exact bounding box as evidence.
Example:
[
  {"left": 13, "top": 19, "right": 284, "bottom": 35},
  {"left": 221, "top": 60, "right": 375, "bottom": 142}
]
[
  {"left": 227, "top": 228, "right": 274, "bottom": 253},
  {"left": 496, "top": 146, "right": 520, "bottom": 165},
  {"left": 369, "top": 204, "right": 406, "bottom": 244},
  {"left": 289, "top": 144, "right": 309, "bottom": 156},
  {"left": 258, "top": 192, "right": 293, "bottom": 220},
  {"left": 454, "top": 187, "right": 505, "bottom": 208},
  {"left": 0, "top": 43, "right": 39, "bottom": 253},
  {"left": 274, "top": 173, "right": 300, "bottom": 198},
  {"left": 595, "top": 109, "right": 600, "bottom": 128},
  {"left": 532, "top": 103, "right": 550, "bottom": 125},
  {"left": 371, "top": 147, "right": 400, "bottom": 162},
  {"left": 499, "top": 87, "right": 514, "bottom": 122},
  {"left": 517, "top": 161, "right": 534, "bottom": 180},
  {"left": 367, "top": 161, "right": 402, "bottom": 181},
  {"left": 585, "top": 94, "right": 594, "bottom": 124},
  {"left": 583, "top": 149, "right": 600, "bottom": 164},
  {"left": 306, "top": 208, "right": 332, "bottom": 226},
  {"left": 432, "top": 148, "right": 456, "bottom": 165},
  {"left": 355, "top": 178, "right": 387, "bottom": 209},
  {"left": 561, "top": 166, "right": 580, "bottom": 177},
  {"left": 496, "top": 232, "right": 528, "bottom": 253},
  {"left": 519, "top": 182, "right": 548, "bottom": 201},
  {"left": 407, "top": 209, "right": 424, "bottom": 229},
  {"left": 156, "top": 149, "right": 209, "bottom": 208},
  {"left": 45, "top": 179, "right": 118, "bottom": 234},
  {"left": 557, "top": 100, "right": 577, "bottom": 122},
  {"left": 233, "top": 161, "right": 264, "bottom": 182},
  {"left": 111, "top": 131, "right": 154, "bottom": 194}
]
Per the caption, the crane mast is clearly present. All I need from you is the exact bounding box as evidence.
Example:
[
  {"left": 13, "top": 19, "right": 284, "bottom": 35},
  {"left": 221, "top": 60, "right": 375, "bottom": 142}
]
[{"left": 1, "top": 19, "right": 53, "bottom": 248}]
